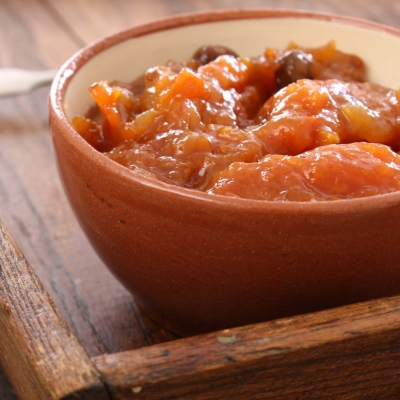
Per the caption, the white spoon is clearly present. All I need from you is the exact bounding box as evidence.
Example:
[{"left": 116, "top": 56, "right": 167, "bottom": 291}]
[{"left": 0, "top": 68, "right": 57, "bottom": 98}]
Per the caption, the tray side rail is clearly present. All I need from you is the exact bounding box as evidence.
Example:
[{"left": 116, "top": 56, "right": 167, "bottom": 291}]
[
  {"left": 94, "top": 295, "right": 400, "bottom": 399},
  {"left": 0, "top": 219, "right": 110, "bottom": 400}
]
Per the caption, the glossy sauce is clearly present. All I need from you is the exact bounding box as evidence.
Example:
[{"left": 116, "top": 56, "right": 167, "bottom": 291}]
[{"left": 72, "top": 42, "right": 400, "bottom": 201}]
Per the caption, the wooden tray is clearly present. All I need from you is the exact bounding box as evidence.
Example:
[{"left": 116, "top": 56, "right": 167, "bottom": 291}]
[{"left": 1, "top": 217, "right": 400, "bottom": 400}]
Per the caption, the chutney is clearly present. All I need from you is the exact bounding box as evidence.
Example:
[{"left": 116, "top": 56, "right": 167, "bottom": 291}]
[{"left": 72, "top": 42, "right": 400, "bottom": 201}]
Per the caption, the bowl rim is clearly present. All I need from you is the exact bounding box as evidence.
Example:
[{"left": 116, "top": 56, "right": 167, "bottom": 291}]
[{"left": 49, "top": 8, "right": 400, "bottom": 215}]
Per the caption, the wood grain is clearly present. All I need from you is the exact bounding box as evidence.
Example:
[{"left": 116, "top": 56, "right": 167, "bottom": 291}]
[
  {"left": 94, "top": 296, "right": 400, "bottom": 399},
  {"left": 0, "top": 219, "right": 109, "bottom": 399},
  {"left": 1, "top": 0, "right": 400, "bottom": 398},
  {"left": 46, "top": 0, "right": 400, "bottom": 45},
  {"left": 0, "top": 0, "right": 176, "bottom": 360}
]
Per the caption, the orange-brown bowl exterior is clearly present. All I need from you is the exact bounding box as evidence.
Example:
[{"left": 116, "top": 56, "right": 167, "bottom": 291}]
[{"left": 49, "top": 9, "right": 400, "bottom": 336}]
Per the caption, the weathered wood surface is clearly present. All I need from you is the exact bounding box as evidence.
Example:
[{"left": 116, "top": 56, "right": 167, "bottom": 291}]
[
  {"left": 0, "top": 0, "right": 177, "bottom": 362},
  {"left": 1, "top": 0, "right": 400, "bottom": 398},
  {"left": 94, "top": 296, "right": 400, "bottom": 399},
  {"left": 0, "top": 219, "right": 109, "bottom": 399}
]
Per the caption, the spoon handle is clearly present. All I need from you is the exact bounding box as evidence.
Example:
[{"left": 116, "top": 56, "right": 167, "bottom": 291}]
[{"left": 0, "top": 68, "right": 58, "bottom": 98}]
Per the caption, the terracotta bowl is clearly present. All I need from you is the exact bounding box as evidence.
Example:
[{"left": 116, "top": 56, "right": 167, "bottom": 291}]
[{"left": 49, "top": 9, "right": 400, "bottom": 336}]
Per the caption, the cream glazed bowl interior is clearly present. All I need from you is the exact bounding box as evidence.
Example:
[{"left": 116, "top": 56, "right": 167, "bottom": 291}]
[{"left": 50, "top": 9, "right": 400, "bottom": 336}]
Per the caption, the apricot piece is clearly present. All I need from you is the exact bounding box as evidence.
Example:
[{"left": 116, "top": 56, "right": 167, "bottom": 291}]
[{"left": 206, "top": 143, "right": 400, "bottom": 201}]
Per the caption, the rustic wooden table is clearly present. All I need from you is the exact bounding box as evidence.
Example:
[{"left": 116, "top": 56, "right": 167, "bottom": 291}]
[{"left": 1, "top": 0, "right": 400, "bottom": 398}]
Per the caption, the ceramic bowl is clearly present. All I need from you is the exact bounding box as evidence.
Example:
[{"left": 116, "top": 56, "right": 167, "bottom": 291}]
[{"left": 49, "top": 9, "right": 400, "bottom": 336}]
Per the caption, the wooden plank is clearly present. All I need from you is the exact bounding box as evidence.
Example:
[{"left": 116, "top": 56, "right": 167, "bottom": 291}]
[
  {"left": 94, "top": 296, "right": 400, "bottom": 399},
  {"left": 0, "top": 0, "right": 176, "bottom": 361},
  {"left": 46, "top": 0, "right": 400, "bottom": 45},
  {"left": 39, "top": 0, "right": 173, "bottom": 44},
  {"left": 0, "top": 219, "right": 110, "bottom": 400},
  {"left": 0, "top": 0, "right": 75, "bottom": 70},
  {"left": 1, "top": 0, "right": 400, "bottom": 397}
]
